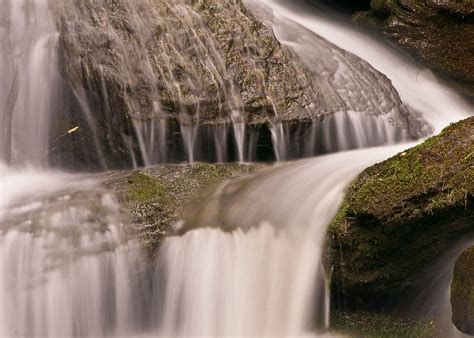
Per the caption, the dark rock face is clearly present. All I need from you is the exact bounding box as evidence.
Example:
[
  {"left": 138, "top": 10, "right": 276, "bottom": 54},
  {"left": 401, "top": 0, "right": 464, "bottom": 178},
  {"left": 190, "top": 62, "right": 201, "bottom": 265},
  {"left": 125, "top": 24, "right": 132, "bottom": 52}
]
[
  {"left": 354, "top": 0, "right": 474, "bottom": 97},
  {"left": 329, "top": 117, "right": 474, "bottom": 309},
  {"left": 451, "top": 246, "right": 474, "bottom": 336}
]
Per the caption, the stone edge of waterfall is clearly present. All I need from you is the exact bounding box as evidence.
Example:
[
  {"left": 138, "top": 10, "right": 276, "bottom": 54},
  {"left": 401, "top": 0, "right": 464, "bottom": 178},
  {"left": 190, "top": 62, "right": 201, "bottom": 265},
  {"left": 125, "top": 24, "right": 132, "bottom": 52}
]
[
  {"left": 328, "top": 116, "right": 474, "bottom": 310},
  {"left": 102, "top": 163, "right": 265, "bottom": 253}
]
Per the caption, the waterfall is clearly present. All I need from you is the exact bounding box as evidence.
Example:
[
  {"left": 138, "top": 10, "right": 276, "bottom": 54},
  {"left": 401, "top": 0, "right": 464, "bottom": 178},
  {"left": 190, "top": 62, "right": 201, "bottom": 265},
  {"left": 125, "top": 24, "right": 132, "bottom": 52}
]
[
  {"left": 258, "top": 0, "right": 472, "bottom": 133},
  {"left": 0, "top": 0, "right": 473, "bottom": 336},
  {"left": 151, "top": 145, "right": 410, "bottom": 337},
  {"left": 0, "top": 0, "right": 59, "bottom": 166},
  {"left": 0, "top": 165, "right": 152, "bottom": 337}
]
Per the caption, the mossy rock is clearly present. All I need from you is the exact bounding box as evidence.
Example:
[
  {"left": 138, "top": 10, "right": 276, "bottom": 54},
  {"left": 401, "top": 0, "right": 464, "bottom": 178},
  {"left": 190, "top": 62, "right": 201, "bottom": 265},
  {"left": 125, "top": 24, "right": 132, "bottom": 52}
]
[
  {"left": 331, "top": 310, "right": 437, "bottom": 337},
  {"left": 354, "top": 0, "right": 474, "bottom": 97},
  {"left": 104, "top": 163, "right": 263, "bottom": 253},
  {"left": 451, "top": 245, "right": 474, "bottom": 336},
  {"left": 329, "top": 117, "right": 474, "bottom": 309}
]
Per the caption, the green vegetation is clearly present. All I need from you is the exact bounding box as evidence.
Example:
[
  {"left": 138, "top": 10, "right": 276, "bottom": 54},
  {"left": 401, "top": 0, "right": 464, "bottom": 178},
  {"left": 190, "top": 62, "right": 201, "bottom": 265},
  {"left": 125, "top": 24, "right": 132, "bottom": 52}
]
[
  {"left": 329, "top": 117, "right": 474, "bottom": 309},
  {"left": 107, "top": 163, "right": 261, "bottom": 253},
  {"left": 126, "top": 172, "right": 170, "bottom": 204}
]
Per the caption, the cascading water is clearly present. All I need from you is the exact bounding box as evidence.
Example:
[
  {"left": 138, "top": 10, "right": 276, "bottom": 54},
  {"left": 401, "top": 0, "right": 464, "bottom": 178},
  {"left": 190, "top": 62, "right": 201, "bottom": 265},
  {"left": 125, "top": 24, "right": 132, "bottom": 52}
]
[
  {"left": 151, "top": 145, "right": 411, "bottom": 337},
  {"left": 1, "top": 0, "right": 473, "bottom": 337},
  {"left": 0, "top": 166, "right": 152, "bottom": 337},
  {"left": 258, "top": 0, "right": 472, "bottom": 133},
  {"left": 0, "top": 0, "right": 60, "bottom": 165}
]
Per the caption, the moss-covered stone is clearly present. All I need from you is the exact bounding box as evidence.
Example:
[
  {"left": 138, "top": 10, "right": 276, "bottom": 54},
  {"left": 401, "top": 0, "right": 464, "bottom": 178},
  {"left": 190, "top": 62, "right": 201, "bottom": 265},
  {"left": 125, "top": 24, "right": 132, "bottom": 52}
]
[
  {"left": 451, "top": 245, "right": 474, "bottom": 335},
  {"left": 354, "top": 0, "right": 474, "bottom": 97},
  {"left": 331, "top": 311, "right": 437, "bottom": 337},
  {"left": 329, "top": 117, "right": 474, "bottom": 309},
  {"left": 104, "top": 163, "right": 262, "bottom": 253}
]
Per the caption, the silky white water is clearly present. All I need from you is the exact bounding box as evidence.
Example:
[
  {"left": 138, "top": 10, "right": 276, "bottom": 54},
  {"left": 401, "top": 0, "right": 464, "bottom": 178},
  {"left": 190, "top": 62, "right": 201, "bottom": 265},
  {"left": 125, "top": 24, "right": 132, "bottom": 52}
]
[
  {"left": 258, "top": 0, "right": 472, "bottom": 133},
  {"left": 0, "top": 0, "right": 60, "bottom": 165},
  {"left": 0, "top": 165, "right": 152, "bottom": 337},
  {"left": 0, "top": 0, "right": 473, "bottom": 337},
  {"left": 151, "top": 145, "right": 411, "bottom": 337}
]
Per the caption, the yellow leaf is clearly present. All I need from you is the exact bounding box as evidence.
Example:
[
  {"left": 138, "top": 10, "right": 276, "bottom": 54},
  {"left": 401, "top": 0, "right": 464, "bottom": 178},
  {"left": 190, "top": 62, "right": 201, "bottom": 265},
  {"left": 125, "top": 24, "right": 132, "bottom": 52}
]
[{"left": 67, "top": 126, "right": 79, "bottom": 134}]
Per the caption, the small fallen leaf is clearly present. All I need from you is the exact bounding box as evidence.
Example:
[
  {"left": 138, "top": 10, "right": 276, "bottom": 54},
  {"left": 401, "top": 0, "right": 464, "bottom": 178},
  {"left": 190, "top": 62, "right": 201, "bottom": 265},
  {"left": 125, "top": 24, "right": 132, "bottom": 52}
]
[
  {"left": 67, "top": 126, "right": 79, "bottom": 134},
  {"left": 400, "top": 152, "right": 407, "bottom": 157}
]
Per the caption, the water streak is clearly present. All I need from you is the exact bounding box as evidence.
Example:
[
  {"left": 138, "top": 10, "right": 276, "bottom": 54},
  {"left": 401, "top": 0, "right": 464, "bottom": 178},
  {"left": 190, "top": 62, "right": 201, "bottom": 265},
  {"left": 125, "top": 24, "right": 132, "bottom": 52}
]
[{"left": 0, "top": 0, "right": 60, "bottom": 165}]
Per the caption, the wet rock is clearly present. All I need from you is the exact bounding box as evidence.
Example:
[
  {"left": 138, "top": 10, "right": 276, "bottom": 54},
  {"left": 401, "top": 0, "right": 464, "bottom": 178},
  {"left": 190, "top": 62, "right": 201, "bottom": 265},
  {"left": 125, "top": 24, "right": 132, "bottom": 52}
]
[
  {"left": 55, "top": 0, "right": 317, "bottom": 125},
  {"left": 354, "top": 0, "right": 474, "bottom": 97},
  {"left": 329, "top": 117, "right": 474, "bottom": 309},
  {"left": 451, "top": 246, "right": 474, "bottom": 336},
  {"left": 51, "top": 0, "right": 429, "bottom": 169},
  {"left": 104, "top": 163, "right": 263, "bottom": 253},
  {"left": 52, "top": 0, "right": 318, "bottom": 168}
]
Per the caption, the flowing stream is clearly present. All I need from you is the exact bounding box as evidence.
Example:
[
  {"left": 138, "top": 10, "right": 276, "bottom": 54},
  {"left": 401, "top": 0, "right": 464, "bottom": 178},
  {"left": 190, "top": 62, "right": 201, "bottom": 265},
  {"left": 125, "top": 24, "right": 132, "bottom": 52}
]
[{"left": 0, "top": 0, "right": 472, "bottom": 337}]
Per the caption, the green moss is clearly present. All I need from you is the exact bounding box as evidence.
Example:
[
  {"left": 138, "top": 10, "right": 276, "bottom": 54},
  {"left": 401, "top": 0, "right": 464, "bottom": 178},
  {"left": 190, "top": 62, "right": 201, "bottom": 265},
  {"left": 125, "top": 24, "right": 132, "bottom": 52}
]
[
  {"left": 331, "top": 311, "right": 437, "bottom": 338},
  {"left": 108, "top": 163, "right": 262, "bottom": 253},
  {"left": 125, "top": 172, "right": 169, "bottom": 204},
  {"left": 329, "top": 117, "right": 474, "bottom": 309}
]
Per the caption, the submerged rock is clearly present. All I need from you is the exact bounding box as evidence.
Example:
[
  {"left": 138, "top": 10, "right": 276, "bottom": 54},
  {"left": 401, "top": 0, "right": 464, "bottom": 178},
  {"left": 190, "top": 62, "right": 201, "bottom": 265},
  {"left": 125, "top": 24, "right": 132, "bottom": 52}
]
[
  {"left": 329, "top": 117, "right": 474, "bottom": 309},
  {"left": 104, "top": 163, "right": 262, "bottom": 253},
  {"left": 451, "top": 246, "right": 474, "bottom": 336},
  {"left": 354, "top": 0, "right": 474, "bottom": 97}
]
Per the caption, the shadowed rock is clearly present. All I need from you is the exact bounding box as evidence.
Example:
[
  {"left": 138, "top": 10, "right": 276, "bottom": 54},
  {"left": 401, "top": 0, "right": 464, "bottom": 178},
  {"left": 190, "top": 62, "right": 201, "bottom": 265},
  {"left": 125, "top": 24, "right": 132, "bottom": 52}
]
[
  {"left": 451, "top": 246, "right": 474, "bottom": 336},
  {"left": 329, "top": 117, "right": 474, "bottom": 309}
]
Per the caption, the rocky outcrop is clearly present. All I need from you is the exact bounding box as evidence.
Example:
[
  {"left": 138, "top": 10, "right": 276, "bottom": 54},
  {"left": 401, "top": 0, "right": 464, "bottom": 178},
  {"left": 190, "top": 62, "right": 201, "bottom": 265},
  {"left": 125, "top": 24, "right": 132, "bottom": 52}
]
[
  {"left": 104, "top": 163, "right": 262, "bottom": 253},
  {"left": 52, "top": 0, "right": 318, "bottom": 168},
  {"left": 354, "top": 0, "right": 474, "bottom": 97},
  {"left": 451, "top": 246, "right": 474, "bottom": 336},
  {"left": 55, "top": 0, "right": 318, "bottom": 125},
  {"left": 329, "top": 117, "right": 474, "bottom": 309},
  {"left": 51, "top": 0, "right": 429, "bottom": 169}
]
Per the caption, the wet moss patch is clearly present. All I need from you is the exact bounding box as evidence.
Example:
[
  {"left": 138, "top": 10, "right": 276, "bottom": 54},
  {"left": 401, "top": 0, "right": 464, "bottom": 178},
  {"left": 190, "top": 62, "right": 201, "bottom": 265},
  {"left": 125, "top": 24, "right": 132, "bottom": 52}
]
[{"left": 105, "top": 163, "right": 262, "bottom": 253}]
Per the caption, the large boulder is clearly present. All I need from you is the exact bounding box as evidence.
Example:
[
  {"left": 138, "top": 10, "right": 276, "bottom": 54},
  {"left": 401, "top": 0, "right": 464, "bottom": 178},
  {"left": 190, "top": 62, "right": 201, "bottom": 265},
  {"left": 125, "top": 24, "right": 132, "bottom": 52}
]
[
  {"left": 451, "top": 245, "right": 474, "bottom": 336},
  {"left": 50, "top": 0, "right": 428, "bottom": 169},
  {"left": 329, "top": 116, "right": 474, "bottom": 309},
  {"left": 51, "top": 0, "right": 318, "bottom": 168},
  {"left": 354, "top": 0, "right": 474, "bottom": 97}
]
